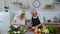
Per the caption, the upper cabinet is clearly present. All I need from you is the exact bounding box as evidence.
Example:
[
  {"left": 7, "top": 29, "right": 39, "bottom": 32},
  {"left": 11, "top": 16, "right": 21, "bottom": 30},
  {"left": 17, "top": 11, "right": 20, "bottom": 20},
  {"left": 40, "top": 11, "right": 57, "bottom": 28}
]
[
  {"left": 11, "top": 0, "right": 22, "bottom": 4},
  {"left": 11, "top": 0, "right": 30, "bottom": 9}
]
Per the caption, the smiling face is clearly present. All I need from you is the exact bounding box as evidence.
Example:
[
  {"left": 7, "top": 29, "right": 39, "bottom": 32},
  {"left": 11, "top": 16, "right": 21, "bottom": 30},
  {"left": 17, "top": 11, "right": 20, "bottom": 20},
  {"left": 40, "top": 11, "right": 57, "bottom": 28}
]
[
  {"left": 31, "top": 11, "right": 37, "bottom": 17},
  {"left": 20, "top": 13, "right": 25, "bottom": 18},
  {"left": 18, "top": 10, "right": 25, "bottom": 19}
]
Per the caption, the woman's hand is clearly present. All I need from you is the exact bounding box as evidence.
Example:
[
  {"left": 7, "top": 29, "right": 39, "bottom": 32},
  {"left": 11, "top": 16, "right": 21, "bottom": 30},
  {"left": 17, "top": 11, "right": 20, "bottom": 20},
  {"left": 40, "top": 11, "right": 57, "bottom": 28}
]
[{"left": 11, "top": 20, "right": 16, "bottom": 25}]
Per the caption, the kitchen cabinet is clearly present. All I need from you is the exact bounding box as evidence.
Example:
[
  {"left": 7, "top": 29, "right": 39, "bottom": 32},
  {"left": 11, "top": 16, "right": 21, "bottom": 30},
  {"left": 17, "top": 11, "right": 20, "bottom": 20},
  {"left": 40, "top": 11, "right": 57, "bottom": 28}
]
[
  {"left": 0, "top": 22, "right": 10, "bottom": 34},
  {"left": 12, "top": 0, "right": 22, "bottom": 4},
  {"left": 0, "top": 12, "right": 10, "bottom": 34}
]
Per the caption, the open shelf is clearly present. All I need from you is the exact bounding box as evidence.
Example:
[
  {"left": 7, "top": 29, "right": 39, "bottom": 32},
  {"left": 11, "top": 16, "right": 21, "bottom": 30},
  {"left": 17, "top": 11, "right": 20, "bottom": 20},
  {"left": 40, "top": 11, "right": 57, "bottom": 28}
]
[{"left": 54, "top": 0, "right": 60, "bottom": 4}]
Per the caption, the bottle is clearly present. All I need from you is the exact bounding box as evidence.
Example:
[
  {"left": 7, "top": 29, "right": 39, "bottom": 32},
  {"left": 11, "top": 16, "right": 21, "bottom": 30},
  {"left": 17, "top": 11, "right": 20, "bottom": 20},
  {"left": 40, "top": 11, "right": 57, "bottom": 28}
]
[
  {"left": 59, "top": 19, "right": 60, "bottom": 23},
  {"left": 34, "top": 27, "right": 39, "bottom": 34},
  {"left": 43, "top": 16, "right": 46, "bottom": 22},
  {"left": 18, "top": 26, "right": 20, "bottom": 34},
  {"left": 38, "top": 29, "right": 41, "bottom": 34},
  {"left": 18, "top": 26, "right": 20, "bottom": 31},
  {"left": 54, "top": 16, "right": 58, "bottom": 23}
]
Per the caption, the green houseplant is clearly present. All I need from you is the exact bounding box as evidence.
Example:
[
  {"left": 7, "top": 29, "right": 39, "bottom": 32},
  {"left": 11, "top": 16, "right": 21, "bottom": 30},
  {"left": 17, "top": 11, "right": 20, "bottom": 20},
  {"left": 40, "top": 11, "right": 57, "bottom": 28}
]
[{"left": 47, "top": 26, "right": 57, "bottom": 34}]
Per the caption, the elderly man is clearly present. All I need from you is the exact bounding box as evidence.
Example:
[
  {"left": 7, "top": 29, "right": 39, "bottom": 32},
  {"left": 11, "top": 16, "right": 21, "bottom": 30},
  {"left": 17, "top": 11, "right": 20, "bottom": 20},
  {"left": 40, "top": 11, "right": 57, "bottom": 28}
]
[{"left": 30, "top": 9, "right": 44, "bottom": 29}]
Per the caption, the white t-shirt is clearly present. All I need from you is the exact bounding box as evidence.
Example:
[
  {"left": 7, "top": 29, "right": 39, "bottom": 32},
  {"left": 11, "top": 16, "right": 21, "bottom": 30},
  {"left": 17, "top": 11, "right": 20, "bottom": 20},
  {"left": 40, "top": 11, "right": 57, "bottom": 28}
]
[{"left": 14, "top": 15, "right": 25, "bottom": 26}]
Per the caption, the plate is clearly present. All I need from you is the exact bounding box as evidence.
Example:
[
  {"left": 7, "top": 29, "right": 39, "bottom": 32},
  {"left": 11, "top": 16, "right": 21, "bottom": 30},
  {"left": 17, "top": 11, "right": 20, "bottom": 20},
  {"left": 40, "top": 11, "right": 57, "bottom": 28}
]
[{"left": 32, "top": 0, "right": 41, "bottom": 8}]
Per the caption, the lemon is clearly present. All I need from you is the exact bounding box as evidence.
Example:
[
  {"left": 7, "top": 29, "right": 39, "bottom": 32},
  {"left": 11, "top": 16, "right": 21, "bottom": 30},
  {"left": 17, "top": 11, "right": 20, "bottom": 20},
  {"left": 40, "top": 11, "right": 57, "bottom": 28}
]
[
  {"left": 18, "top": 31, "right": 20, "bottom": 33},
  {"left": 24, "top": 29, "right": 26, "bottom": 32}
]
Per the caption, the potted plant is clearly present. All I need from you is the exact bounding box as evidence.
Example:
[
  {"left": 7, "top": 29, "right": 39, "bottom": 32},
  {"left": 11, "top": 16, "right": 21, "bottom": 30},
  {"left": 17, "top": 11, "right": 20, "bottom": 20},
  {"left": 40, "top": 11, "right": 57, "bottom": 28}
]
[{"left": 47, "top": 26, "right": 57, "bottom": 34}]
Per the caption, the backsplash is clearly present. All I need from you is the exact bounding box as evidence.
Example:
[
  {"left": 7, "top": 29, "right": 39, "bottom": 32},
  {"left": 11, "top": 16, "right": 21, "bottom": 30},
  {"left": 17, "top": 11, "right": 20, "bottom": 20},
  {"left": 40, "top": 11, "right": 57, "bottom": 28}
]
[
  {"left": 0, "top": 0, "right": 60, "bottom": 22},
  {"left": 25, "top": 10, "right": 60, "bottom": 22}
]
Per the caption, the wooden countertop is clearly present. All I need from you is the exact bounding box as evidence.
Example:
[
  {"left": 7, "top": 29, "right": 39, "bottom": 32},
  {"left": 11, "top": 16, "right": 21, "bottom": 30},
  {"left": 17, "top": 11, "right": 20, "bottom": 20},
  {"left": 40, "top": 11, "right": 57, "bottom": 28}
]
[
  {"left": 43, "top": 22, "right": 60, "bottom": 24},
  {"left": 43, "top": 22, "right": 60, "bottom": 27}
]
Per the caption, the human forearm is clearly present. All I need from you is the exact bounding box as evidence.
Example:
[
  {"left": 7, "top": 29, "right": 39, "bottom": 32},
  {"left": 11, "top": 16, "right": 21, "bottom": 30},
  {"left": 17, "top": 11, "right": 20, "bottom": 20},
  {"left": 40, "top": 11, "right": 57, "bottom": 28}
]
[
  {"left": 11, "top": 20, "right": 16, "bottom": 25},
  {"left": 36, "top": 23, "right": 42, "bottom": 27},
  {"left": 30, "top": 20, "right": 32, "bottom": 27}
]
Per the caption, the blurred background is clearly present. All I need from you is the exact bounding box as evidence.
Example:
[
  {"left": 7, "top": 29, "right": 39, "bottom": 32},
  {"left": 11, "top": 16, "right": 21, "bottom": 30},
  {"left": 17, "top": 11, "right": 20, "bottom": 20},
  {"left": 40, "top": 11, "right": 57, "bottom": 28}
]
[{"left": 0, "top": 0, "right": 60, "bottom": 34}]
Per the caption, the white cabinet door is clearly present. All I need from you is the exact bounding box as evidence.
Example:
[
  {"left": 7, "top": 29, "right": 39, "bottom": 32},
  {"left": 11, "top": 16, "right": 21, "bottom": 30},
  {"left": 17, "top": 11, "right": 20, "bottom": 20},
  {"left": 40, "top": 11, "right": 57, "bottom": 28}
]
[
  {"left": 0, "top": 12, "right": 10, "bottom": 22},
  {"left": 12, "top": 0, "right": 21, "bottom": 3},
  {"left": 0, "top": 21, "right": 10, "bottom": 34},
  {"left": 0, "top": 12, "right": 10, "bottom": 34}
]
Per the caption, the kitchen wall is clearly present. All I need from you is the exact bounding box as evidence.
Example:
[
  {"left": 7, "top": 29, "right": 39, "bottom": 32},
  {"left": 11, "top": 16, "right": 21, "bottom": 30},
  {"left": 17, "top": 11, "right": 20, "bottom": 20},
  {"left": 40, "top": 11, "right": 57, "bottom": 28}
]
[
  {"left": 4, "top": 0, "right": 20, "bottom": 20},
  {"left": 0, "top": 0, "right": 60, "bottom": 34},
  {"left": 20, "top": 0, "right": 60, "bottom": 21},
  {"left": 0, "top": 0, "right": 4, "bottom": 12},
  {"left": 1, "top": 0, "right": 60, "bottom": 21},
  {"left": 0, "top": 12, "right": 10, "bottom": 34}
]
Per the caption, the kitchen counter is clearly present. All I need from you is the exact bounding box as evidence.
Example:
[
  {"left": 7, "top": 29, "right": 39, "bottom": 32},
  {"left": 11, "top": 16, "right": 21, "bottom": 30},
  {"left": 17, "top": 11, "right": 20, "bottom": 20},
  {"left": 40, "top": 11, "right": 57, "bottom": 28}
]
[
  {"left": 43, "top": 22, "right": 60, "bottom": 27},
  {"left": 43, "top": 22, "right": 60, "bottom": 24},
  {"left": 25, "top": 31, "right": 34, "bottom": 34},
  {"left": 43, "top": 22, "right": 60, "bottom": 34}
]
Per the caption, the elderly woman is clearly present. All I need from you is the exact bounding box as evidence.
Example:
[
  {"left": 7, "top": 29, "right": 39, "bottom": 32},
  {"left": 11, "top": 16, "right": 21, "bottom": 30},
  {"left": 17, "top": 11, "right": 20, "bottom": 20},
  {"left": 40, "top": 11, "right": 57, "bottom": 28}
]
[
  {"left": 11, "top": 10, "right": 26, "bottom": 28},
  {"left": 30, "top": 9, "right": 43, "bottom": 29}
]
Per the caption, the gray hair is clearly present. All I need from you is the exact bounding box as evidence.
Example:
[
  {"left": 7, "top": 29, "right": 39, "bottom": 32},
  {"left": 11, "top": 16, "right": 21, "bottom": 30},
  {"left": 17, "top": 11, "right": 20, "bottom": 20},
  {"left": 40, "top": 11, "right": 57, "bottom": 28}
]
[{"left": 31, "top": 9, "right": 37, "bottom": 14}]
